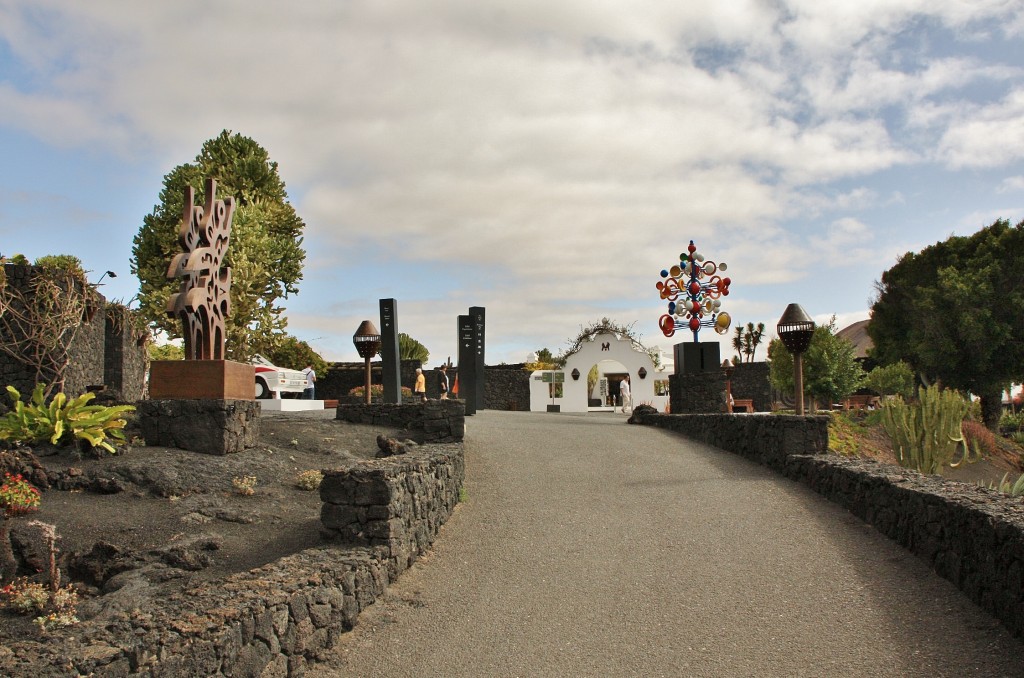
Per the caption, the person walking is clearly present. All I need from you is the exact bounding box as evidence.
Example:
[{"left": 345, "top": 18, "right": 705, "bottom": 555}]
[
  {"left": 439, "top": 365, "right": 450, "bottom": 400},
  {"left": 620, "top": 374, "right": 631, "bottom": 414},
  {"left": 414, "top": 368, "right": 427, "bottom": 403},
  {"left": 302, "top": 363, "right": 316, "bottom": 400}
]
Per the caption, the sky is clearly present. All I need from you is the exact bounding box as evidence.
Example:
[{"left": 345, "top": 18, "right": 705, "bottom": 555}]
[{"left": 2, "top": 1, "right": 1023, "bottom": 367}]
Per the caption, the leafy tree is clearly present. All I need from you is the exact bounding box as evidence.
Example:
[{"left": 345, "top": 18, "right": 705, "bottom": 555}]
[
  {"left": 148, "top": 342, "right": 184, "bottom": 362},
  {"left": 398, "top": 333, "right": 429, "bottom": 363},
  {"left": 768, "top": 317, "right": 865, "bottom": 410},
  {"left": 864, "top": 360, "right": 915, "bottom": 398},
  {"left": 131, "top": 130, "right": 306, "bottom": 362},
  {"left": 869, "top": 219, "right": 1024, "bottom": 429},
  {"left": 265, "top": 335, "right": 328, "bottom": 375},
  {"left": 535, "top": 348, "right": 555, "bottom": 365}
]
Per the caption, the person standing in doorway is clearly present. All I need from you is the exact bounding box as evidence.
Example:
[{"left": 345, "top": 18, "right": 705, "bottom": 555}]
[
  {"left": 414, "top": 368, "right": 427, "bottom": 403},
  {"left": 302, "top": 363, "right": 316, "bottom": 400},
  {"left": 439, "top": 365, "right": 449, "bottom": 399},
  {"left": 620, "top": 374, "right": 631, "bottom": 414}
]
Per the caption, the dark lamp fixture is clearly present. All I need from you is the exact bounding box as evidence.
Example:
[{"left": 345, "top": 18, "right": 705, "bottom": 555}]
[
  {"left": 638, "top": 367, "right": 647, "bottom": 379},
  {"left": 571, "top": 368, "right": 580, "bottom": 381},
  {"left": 777, "top": 303, "right": 815, "bottom": 354},
  {"left": 352, "top": 320, "right": 382, "bottom": 359},
  {"left": 777, "top": 303, "right": 815, "bottom": 415},
  {"left": 96, "top": 270, "right": 117, "bottom": 284},
  {"left": 353, "top": 320, "right": 382, "bottom": 405}
]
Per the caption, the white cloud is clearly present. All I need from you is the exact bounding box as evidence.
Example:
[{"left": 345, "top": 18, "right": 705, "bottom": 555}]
[
  {"left": 939, "top": 91, "right": 1024, "bottom": 168},
  {"left": 998, "top": 176, "right": 1024, "bottom": 193}
]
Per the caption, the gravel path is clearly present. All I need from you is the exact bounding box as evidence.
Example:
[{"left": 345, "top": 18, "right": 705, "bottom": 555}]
[{"left": 309, "top": 410, "right": 1024, "bottom": 677}]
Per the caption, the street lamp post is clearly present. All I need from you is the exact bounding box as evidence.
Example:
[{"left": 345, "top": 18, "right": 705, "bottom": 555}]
[
  {"left": 777, "top": 304, "right": 815, "bottom": 415},
  {"left": 722, "top": 359, "right": 734, "bottom": 413},
  {"left": 353, "top": 320, "right": 382, "bottom": 405}
]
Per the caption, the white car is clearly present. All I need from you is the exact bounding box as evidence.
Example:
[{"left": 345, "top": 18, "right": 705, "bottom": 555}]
[{"left": 252, "top": 355, "right": 309, "bottom": 399}]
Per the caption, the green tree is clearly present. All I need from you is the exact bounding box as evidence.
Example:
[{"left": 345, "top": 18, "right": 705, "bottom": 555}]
[
  {"left": 864, "top": 360, "right": 915, "bottom": 398},
  {"left": 535, "top": 348, "right": 555, "bottom": 365},
  {"left": 868, "top": 219, "right": 1024, "bottom": 429},
  {"left": 398, "top": 333, "right": 429, "bottom": 363},
  {"left": 265, "top": 335, "right": 328, "bottom": 375},
  {"left": 148, "top": 342, "right": 184, "bottom": 361},
  {"left": 131, "top": 130, "right": 306, "bottom": 362},
  {"left": 769, "top": 317, "right": 865, "bottom": 410}
]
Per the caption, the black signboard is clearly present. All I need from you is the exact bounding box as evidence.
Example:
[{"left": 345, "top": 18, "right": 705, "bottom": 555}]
[
  {"left": 469, "top": 305, "right": 485, "bottom": 410},
  {"left": 458, "top": 314, "right": 476, "bottom": 415},
  {"left": 379, "top": 299, "right": 401, "bottom": 404}
]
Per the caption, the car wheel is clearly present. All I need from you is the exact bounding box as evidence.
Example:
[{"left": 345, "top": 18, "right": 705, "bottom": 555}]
[{"left": 255, "top": 378, "right": 270, "bottom": 399}]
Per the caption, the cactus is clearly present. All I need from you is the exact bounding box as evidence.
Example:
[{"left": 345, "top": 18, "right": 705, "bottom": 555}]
[{"left": 880, "top": 385, "right": 974, "bottom": 475}]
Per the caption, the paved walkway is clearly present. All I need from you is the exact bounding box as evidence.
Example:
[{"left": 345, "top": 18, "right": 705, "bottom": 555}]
[{"left": 309, "top": 410, "right": 1024, "bottom": 677}]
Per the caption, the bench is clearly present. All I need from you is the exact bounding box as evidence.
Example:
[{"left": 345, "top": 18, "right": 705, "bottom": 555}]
[
  {"left": 323, "top": 399, "right": 339, "bottom": 409},
  {"left": 841, "top": 395, "right": 879, "bottom": 411},
  {"left": 733, "top": 398, "right": 754, "bottom": 413}
]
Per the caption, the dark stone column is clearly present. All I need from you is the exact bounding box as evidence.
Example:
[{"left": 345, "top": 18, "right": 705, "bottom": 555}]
[
  {"left": 457, "top": 315, "right": 476, "bottom": 415},
  {"left": 469, "top": 306, "right": 485, "bottom": 411},
  {"left": 379, "top": 299, "right": 401, "bottom": 404}
]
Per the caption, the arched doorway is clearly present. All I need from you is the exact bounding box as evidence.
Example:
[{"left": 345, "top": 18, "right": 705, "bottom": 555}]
[{"left": 530, "top": 330, "right": 670, "bottom": 413}]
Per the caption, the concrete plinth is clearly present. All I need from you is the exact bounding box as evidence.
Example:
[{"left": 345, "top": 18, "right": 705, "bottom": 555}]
[{"left": 258, "top": 399, "right": 325, "bottom": 411}]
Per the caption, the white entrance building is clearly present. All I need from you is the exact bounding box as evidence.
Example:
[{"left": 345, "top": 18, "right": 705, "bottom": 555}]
[{"left": 529, "top": 330, "right": 670, "bottom": 413}]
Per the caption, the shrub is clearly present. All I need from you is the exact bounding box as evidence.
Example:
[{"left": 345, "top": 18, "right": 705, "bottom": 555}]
[
  {"left": 1001, "top": 411, "right": 1024, "bottom": 432},
  {"left": 232, "top": 475, "right": 257, "bottom": 496},
  {"left": 1, "top": 579, "right": 49, "bottom": 613},
  {"left": 295, "top": 470, "right": 323, "bottom": 491},
  {"left": 0, "top": 384, "right": 134, "bottom": 454},
  {"left": 349, "top": 384, "right": 413, "bottom": 398},
  {"left": 962, "top": 420, "right": 998, "bottom": 458},
  {"left": 0, "top": 473, "right": 41, "bottom": 517}
]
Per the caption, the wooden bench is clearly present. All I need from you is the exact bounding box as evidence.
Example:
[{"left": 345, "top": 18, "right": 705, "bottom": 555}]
[
  {"left": 733, "top": 398, "right": 754, "bottom": 413},
  {"left": 841, "top": 395, "right": 880, "bottom": 411},
  {"left": 323, "top": 399, "right": 339, "bottom": 409}
]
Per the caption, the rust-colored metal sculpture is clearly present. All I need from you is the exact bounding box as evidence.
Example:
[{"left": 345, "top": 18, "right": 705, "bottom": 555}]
[{"left": 166, "top": 178, "right": 235, "bottom": 360}]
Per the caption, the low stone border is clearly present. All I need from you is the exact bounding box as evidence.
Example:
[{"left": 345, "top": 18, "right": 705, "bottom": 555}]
[
  {"left": 635, "top": 410, "right": 1024, "bottom": 639},
  {"left": 0, "top": 443, "right": 465, "bottom": 677},
  {"left": 336, "top": 399, "right": 465, "bottom": 443}
]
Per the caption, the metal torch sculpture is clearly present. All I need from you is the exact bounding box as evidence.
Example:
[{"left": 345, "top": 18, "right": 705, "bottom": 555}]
[
  {"left": 166, "top": 178, "right": 235, "bottom": 360},
  {"left": 656, "top": 240, "right": 732, "bottom": 342}
]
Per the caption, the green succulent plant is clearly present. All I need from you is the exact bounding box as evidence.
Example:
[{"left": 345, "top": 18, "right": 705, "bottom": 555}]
[{"left": 0, "top": 384, "right": 134, "bottom": 454}]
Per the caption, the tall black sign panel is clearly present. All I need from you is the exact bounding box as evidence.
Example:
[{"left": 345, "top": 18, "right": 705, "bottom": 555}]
[
  {"left": 458, "top": 314, "right": 477, "bottom": 415},
  {"left": 379, "top": 299, "right": 401, "bottom": 404},
  {"left": 469, "top": 305, "right": 485, "bottom": 410}
]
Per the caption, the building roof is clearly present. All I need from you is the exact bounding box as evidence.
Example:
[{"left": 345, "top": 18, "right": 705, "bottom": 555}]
[{"left": 836, "top": 319, "right": 872, "bottom": 360}]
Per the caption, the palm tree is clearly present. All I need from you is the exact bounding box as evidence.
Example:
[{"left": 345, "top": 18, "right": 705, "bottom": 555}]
[
  {"left": 742, "top": 322, "right": 766, "bottom": 362},
  {"left": 732, "top": 326, "right": 744, "bottom": 364}
]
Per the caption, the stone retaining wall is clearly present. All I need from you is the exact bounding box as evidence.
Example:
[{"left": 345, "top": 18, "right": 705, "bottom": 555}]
[
  {"left": 336, "top": 399, "right": 465, "bottom": 443},
  {"left": 0, "top": 444, "right": 465, "bottom": 677},
  {"left": 635, "top": 410, "right": 1024, "bottom": 639},
  {"left": 483, "top": 364, "right": 530, "bottom": 411},
  {"left": 321, "top": 443, "right": 465, "bottom": 577}
]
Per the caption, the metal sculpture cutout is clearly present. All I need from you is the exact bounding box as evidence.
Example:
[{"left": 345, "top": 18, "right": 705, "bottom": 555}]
[
  {"left": 166, "top": 178, "right": 235, "bottom": 360},
  {"left": 656, "top": 240, "right": 732, "bottom": 342}
]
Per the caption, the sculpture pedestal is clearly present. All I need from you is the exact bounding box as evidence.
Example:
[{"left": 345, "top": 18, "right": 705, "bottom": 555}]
[
  {"left": 143, "top": 361, "right": 259, "bottom": 454},
  {"left": 149, "top": 360, "right": 255, "bottom": 400},
  {"left": 136, "top": 399, "right": 260, "bottom": 455}
]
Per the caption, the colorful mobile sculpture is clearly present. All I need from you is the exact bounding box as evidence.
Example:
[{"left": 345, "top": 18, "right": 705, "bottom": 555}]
[{"left": 656, "top": 240, "right": 732, "bottom": 342}]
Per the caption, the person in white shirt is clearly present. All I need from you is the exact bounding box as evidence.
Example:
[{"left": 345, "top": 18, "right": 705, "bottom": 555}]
[
  {"left": 620, "top": 374, "right": 631, "bottom": 413},
  {"left": 302, "top": 364, "right": 316, "bottom": 399}
]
